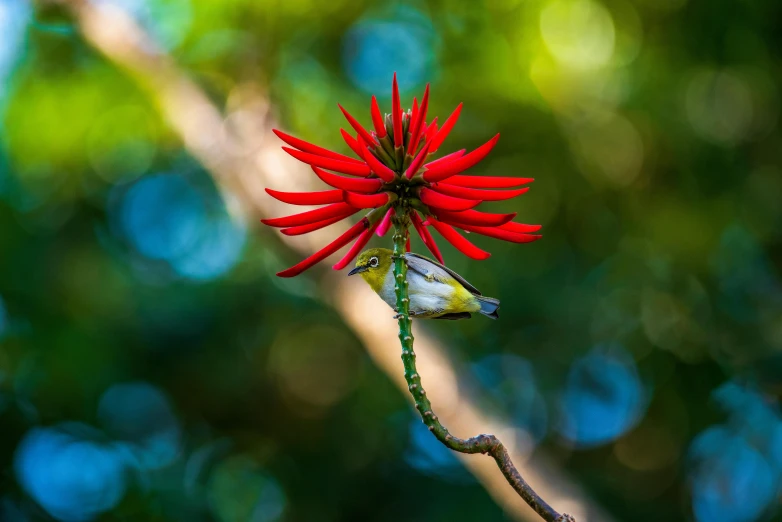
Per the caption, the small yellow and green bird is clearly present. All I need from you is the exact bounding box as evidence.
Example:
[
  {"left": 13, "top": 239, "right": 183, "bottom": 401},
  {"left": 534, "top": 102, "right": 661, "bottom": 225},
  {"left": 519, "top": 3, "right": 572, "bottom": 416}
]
[{"left": 348, "top": 248, "right": 500, "bottom": 320}]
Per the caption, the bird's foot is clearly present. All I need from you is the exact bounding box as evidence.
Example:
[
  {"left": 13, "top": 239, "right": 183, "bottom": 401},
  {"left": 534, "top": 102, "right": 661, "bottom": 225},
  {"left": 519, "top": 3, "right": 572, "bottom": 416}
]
[
  {"left": 392, "top": 310, "right": 417, "bottom": 320},
  {"left": 390, "top": 255, "right": 407, "bottom": 263}
]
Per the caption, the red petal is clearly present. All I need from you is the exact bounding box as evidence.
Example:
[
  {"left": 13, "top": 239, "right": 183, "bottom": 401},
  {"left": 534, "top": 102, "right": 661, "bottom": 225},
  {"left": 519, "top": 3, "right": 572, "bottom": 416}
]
[
  {"left": 500, "top": 222, "right": 543, "bottom": 233},
  {"left": 411, "top": 212, "right": 444, "bottom": 263},
  {"left": 408, "top": 84, "right": 430, "bottom": 155},
  {"left": 430, "top": 183, "right": 529, "bottom": 201},
  {"left": 428, "top": 103, "right": 462, "bottom": 152},
  {"left": 280, "top": 212, "right": 359, "bottom": 236},
  {"left": 273, "top": 129, "right": 362, "bottom": 164},
  {"left": 419, "top": 187, "right": 480, "bottom": 211},
  {"left": 424, "top": 149, "right": 465, "bottom": 169},
  {"left": 277, "top": 219, "right": 369, "bottom": 277},
  {"left": 443, "top": 175, "right": 534, "bottom": 188},
  {"left": 376, "top": 207, "right": 394, "bottom": 237},
  {"left": 333, "top": 219, "right": 381, "bottom": 270},
  {"left": 423, "top": 134, "right": 500, "bottom": 182},
  {"left": 343, "top": 191, "right": 389, "bottom": 209},
  {"left": 359, "top": 139, "right": 396, "bottom": 182},
  {"left": 284, "top": 147, "right": 371, "bottom": 177},
  {"left": 406, "top": 237, "right": 411, "bottom": 252},
  {"left": 424, "top": 117, "right": 439, "bottom": 143},
  {"left": 411, "top": 97, "right": 419, "bottom": 124},
  {"left": 429, "top": 219, "right": 491, "bottom": 260},
  {"left": 265, "top": 188, "right": 343, "bottom": 206},
  {"left": 370, "top": 96, "right": 387, "bottom": 138},
  {"left": 457, "top": 223, "right": 542, "bottom": 243},
  {"left": 338, "top": 104, "right": 375, "bottom": 146},
  {"left": 262, "top": 202, "right": 357, "bottom": 228},
  {"left": 312, "top": 166, "right": 383, "bottom": 193},
  {"left": 392, "top": 73, "right": 403, "bottom": 148},
  {"left": 433, "top": 209, "right": 516, "bottom": 227},
  {"left": 405, "top": 139, "right": 432, "bottom": 179},
  {"left": 340, "top": 129, "right": 363, "bottom": 159}
]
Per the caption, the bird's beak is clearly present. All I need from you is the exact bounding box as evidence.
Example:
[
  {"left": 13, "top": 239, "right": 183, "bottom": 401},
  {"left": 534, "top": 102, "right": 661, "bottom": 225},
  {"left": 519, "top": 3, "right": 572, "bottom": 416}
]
[{"left": 348, "top": 266, "right": 368, "bottom": 276}]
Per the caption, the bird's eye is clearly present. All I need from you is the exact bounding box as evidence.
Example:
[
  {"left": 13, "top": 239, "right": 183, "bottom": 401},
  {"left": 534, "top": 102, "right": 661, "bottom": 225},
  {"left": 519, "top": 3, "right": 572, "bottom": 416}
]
[{"left": 369, "top": 256, "right": 379, "bottom": 267}]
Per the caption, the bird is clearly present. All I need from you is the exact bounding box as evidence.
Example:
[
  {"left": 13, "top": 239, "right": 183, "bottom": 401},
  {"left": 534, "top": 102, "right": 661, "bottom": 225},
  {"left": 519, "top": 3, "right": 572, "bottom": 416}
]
[{"left": 348, "top": 248, "right": 500, "bottom": 320}]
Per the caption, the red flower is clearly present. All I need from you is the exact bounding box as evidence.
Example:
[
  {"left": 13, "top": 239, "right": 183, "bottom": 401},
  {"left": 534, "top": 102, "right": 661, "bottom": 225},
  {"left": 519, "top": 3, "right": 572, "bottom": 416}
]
[{"left": 263, "top": 74, "right": 541, "bottom": 277}]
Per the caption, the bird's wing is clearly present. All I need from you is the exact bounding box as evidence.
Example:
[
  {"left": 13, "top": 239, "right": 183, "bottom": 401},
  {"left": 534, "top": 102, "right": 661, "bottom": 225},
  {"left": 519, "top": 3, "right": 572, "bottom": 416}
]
[{"left": 403, "top": 252, "right": 482, "bottom": 295}]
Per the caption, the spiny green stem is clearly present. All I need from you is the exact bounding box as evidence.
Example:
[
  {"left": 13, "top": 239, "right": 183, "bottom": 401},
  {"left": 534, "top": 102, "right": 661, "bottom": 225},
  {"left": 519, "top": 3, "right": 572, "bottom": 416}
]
[{"left": 391, "top": 217, "right": 572, "bottom": 522}]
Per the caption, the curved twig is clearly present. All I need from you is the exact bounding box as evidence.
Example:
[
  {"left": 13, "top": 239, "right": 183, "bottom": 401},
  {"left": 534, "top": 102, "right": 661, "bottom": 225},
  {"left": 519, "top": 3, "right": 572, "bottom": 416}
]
[{"left": 391, "top": 213, "right": 574, "bottom": 522}]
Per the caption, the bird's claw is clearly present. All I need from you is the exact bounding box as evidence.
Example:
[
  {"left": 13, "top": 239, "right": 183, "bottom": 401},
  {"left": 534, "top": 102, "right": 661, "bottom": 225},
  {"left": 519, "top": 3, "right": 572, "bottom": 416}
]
[{"left": 391, "top": 255, "right": 407, "bottom": 263}]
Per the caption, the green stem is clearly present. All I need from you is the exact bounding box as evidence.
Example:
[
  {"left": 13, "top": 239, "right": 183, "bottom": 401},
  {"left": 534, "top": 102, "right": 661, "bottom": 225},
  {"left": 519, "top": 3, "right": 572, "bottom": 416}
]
[
  {"left": 379, "top": 134, "right": 396, "bottom": 158},
  {"left": 391, "top": 216, "right": 572, "bottom": 522},
  {"left": 373, "top": 141, "right": 396, "bottom": 167},
  {"left": 394, "top": 145, "right": 405, "bottom": 171}
]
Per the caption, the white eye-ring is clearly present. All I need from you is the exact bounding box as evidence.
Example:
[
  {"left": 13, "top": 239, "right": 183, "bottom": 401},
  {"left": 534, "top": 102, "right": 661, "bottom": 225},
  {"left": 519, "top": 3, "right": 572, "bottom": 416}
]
[{"left": 369, "top": 256, "right": 379, "bottom": 267}]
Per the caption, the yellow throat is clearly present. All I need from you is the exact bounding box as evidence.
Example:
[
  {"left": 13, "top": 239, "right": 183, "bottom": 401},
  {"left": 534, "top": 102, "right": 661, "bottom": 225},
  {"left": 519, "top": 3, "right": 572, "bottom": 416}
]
[
  {"left": 359, "top": 260, "right": 392, "bottom": 293},
  {"left": 353, "top": 248, "right": 394, "bottom": 294}
]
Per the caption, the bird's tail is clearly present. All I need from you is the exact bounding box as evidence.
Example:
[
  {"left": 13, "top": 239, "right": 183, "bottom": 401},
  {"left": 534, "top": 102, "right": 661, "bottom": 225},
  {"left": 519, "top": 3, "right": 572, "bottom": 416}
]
[{"left": 475, "top": 296, "right": 500, "bottom": 319}]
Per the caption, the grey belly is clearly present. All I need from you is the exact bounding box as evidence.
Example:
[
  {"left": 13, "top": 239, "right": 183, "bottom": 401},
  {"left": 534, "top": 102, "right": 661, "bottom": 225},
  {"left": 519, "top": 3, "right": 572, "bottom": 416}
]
[{"left": 377, "top": 270, "right": 454, "bottom": 317}]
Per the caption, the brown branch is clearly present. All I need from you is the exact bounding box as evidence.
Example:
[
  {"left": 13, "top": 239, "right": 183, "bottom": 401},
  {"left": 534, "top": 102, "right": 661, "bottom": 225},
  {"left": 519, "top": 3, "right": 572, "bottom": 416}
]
[{"left": 391, "top": 217, "right": 574, "bottom": 522}]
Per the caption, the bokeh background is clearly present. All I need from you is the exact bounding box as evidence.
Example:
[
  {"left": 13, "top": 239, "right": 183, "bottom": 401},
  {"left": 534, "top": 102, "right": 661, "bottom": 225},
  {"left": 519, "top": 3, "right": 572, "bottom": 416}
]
[{"left": 1, "top": 0, "right": 781, "bottom": 521}]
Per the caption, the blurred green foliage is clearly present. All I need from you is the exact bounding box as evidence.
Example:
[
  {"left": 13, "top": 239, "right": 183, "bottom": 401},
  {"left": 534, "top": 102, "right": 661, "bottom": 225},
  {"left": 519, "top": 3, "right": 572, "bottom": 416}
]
[{"left": 0, "top": 0, "right": 781, "bottom": 521}]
